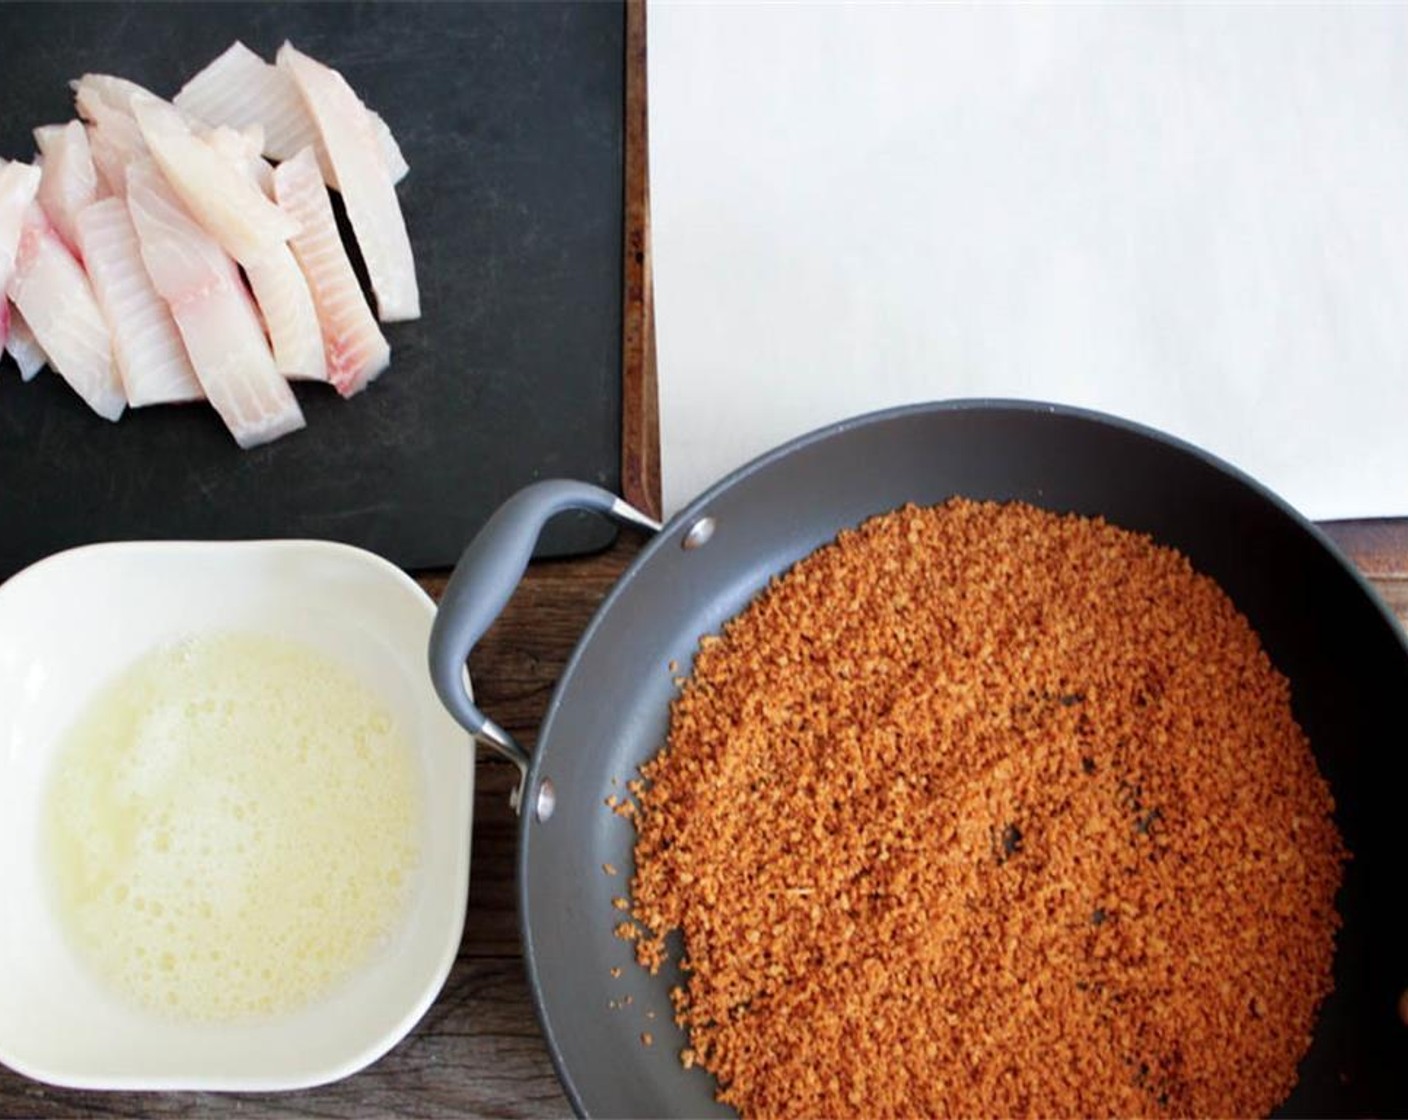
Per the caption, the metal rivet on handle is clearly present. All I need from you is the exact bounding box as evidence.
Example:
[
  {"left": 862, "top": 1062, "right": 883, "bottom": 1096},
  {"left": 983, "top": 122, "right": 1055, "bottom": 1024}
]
[
  {"left": 682, "top": 516, "right": 716, "bottom": 550},
  {"left": 535, "top": 778, "right": 557, "bottom": 822}
]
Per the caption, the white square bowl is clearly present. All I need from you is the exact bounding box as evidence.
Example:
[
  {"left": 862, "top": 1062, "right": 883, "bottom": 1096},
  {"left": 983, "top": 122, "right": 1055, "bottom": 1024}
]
[{"left": 0, "top": 539, "right": 473, "bottom": 1090}]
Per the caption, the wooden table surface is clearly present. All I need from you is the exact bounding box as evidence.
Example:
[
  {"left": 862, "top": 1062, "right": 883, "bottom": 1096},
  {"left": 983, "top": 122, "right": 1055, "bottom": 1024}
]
[{"left": 1, "top": 525, "right": 1405, "bottom": 1119}]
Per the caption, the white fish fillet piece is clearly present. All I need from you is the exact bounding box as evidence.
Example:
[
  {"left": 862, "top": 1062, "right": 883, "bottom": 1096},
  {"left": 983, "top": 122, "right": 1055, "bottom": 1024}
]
[
  {"left": 175, "top": 43, "right": 313, "bottom": 164},
  {"left": 131, "top": 94, "right": 299, "bottom": 268},
  {"left": 74, "top": 74, "right": 266, "bottom": 174},
  {"left": 279, "top": 43, "right": 418, "bottom": 322},
  {"left": 126, "top": 160, "right": 304, "bottom": 447},
  {"left": 173, "top": 41, "right": 409, "bottom": 187},
  {"left": 34, "top": 121, "right": 104, "bottom": 253},
  {"left": 206, "top": 125, "right": 275, "bottom": 199},
  {"left": 250, "top": 246, "right": 327, "bottom": 382},
  {"left": 76, "top": 197, "right": 203, "bottom": 406},
  {"left": 7, "top": 203, "right": 124, "bottom": 421},
  {"left": 215, "top": 145, "right": 326, "bottom": 382},
  {"left": 369, "top": 114, "right": 410, "bottom": 186},
  {"left": 33, "top": 124, "right": 65, "bottom": 150},
  {"left": 0, "top": 159, "right": 43, "bottom": 349},
  {"left": 76, "top": 75, "right": 220, "bottom": 199},
  {"left": 203, "top": 128, "right": 323, "bottom": 379},
  {"left": 72, "top": 73, "right": 158, "bottom": 116},
  {"left": 246, "top": 242, "right": 327, "bottom": 382},
  {"left": 273, "top": 148, "right": 388, "bottom": 396},
  {"left": 5, "top": 304, "right": 48, "bottom": 381},
  {"left": 78, "top": 95, "right": 150, "bottom": 199}
]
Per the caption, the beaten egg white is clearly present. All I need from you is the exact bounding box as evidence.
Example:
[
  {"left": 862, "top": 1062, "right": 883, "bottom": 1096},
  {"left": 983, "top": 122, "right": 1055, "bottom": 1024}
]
[{"left": 42, "top": 631, "right": 422, "bottom": 1022}]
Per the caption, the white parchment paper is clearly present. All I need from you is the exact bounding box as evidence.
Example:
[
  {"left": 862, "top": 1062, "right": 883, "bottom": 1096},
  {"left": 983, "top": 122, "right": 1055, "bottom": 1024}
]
[{"left": 649, "top": 3, "right": 1408, "bottom": 520}]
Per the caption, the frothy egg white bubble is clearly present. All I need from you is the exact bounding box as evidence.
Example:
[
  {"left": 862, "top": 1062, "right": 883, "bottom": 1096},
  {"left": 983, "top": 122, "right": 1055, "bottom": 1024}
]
[{"left": 42, "top": 631, "right": 422, "bottom": 1022}]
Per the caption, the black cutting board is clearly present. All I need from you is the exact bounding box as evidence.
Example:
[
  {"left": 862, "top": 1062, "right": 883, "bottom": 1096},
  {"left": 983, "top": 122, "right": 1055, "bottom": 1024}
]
[{"left": 0, "top": 1, "right": 623, "bottom": 579}]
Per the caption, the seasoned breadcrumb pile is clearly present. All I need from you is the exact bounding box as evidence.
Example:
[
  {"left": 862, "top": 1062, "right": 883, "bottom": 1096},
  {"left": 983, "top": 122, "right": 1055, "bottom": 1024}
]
[{"left": 623, "top": 499, "right": 1345, "bottom": 1119}]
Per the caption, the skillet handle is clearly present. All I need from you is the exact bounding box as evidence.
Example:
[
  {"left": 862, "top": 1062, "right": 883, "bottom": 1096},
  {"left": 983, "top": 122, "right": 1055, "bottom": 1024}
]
[{"left": 429, "top": 480, "right": 661, "bottom": 807}]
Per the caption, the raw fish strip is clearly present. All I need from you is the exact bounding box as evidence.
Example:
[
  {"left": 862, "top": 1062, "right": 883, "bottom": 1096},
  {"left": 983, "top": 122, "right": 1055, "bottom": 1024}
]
[
  {"left": 77, "top": 93, "right": 149, "bottom": 199},
  {"left": 35, "top": 120, "right": 104, "bottom": 253},
  {"left": 245, "top": 242, "right": 328, "bottom": 382},
  {"left": 206, "top": 125, "right": 275, "bottom": 199},
  {"left": 174, "top": 43, "right": 313, "bottom": 162},
  {"left": 131, "top": 94, "right": 298, "bottom": 268},
  {"left": 75, "top": 72, "right": 269, "bottom": 182},
  {"left": 5, "top": 304, "right": 48, "bottom": 381},
  {"left": 75, "top": 77, "right": 270, "bottom": 207},
  {"left": 173, "top": 41, "right": 409, "bottom": 187},
  {"left": 7, "top": 203, "right": 124, "bottom": 421},
  {"left": 71, "top": 73, "right": 158, "bottom": 116},
  {"left": 215, "top": 144, "right": 326, "bottom": 382},
  {"left": 273, "top": 148, "right": 388, "bottom": 396},
  {"left": 247, "top": 243, "right": 327, "bottom": 382},
  {"left": 203, "top": 129, "right": 323, "bottom": 379},
  {"left": 32, "top": 124, "right": 65, "bottom": 150},
  {"left": 1, "top": 160, "right": 43, "bottom": 350},
  {"left": 279, "top": 43, "right": 418, "bottom": 321},
  {"left": 376, "top": 117, "right": 410, "bottom": 183},
  {"left": 76, "top": 198, "right": 203, "bottom": 406},
  {"left": 126, "top": 161, "right": 304, "bottom": 447}
]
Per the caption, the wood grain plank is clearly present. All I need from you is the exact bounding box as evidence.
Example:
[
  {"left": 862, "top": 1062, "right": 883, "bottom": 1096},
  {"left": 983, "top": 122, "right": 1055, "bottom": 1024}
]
[
  {"left": 1366, "top": 576, "right": 1407, "bottom": 629},
  {"left": 619, "top": 0, "right": 662, "bottom": 521},
  {"left": 462, "top": 761, "right": 530, "bottom": 960},
  {"left": 1319, "top": 519, "right": 1408, "bottom": 580}
]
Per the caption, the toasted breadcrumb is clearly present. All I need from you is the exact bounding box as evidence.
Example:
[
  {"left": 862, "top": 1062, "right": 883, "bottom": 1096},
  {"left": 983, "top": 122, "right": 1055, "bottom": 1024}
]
[{"left": 626, "top": 499, "right": 1345, "bottom": 1119}]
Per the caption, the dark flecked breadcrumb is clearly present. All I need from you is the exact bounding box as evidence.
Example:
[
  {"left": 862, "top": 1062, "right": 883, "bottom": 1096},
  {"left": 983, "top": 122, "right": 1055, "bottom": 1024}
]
[{"left": 623, "top": 499, "right": 1345, "bottom": 1119}]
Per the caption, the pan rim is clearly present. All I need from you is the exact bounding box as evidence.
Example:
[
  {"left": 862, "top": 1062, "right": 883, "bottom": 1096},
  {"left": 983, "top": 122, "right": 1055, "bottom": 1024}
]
[{"left": 516, "top": 395, "right": 1408, "bottom": 1118}]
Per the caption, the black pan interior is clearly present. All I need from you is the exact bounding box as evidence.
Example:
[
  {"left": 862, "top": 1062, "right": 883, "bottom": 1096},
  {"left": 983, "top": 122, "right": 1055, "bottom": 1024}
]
[{"left": 517, "top": 401, "right": 1408, "bottom": 1118}]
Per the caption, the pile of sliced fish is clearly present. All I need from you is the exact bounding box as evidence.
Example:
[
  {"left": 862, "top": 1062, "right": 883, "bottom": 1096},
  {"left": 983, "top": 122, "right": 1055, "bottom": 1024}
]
[{"left": 0, "top": 41, "right": 418, "bottom": 448}]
